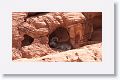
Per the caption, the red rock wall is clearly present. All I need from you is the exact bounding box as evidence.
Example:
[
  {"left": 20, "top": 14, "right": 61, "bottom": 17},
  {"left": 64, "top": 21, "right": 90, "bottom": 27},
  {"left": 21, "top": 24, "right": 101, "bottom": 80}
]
[{"left": 12, "top": 12, "right": 102, "bottom": 61}]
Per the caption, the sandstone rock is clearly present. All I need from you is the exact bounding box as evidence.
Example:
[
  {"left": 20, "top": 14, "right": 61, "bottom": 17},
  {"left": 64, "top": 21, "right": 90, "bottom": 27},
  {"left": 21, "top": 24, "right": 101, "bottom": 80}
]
[
  {"left": 12, "top": 12, "right": 28, "bottom": 48},
  {"left": 91, "top": 29, "right": 102, "bottom": 41},
  {"left": 14, "top": 43, "right": 102, "bottom": 62},
  {"left": 12, "top": 48, "right": 22, "bottom": 60},
  {"left": 12, "top": 12, "right": 28, "bottom": 25},
  {"left": 62, "top": 12, "right": 86, "bottom": 26},
  {"left": 39, "top": 43, "right": 102, "bottom": 62},
  {"left": 89, "top": 15, "right": 102, "bottom": 30},
  {"left": 68, "top": 22, "right": 93, "bottom": 48},
  {"left": 18, "top": 22, "right": 49, "bottom": 38},
  {"left": 37, "top": 36, "right": 49, "bottom": 44},
  {"left": 82, "top": 12, "right": 102, "bottom": 30},
  {"left": 26, "top": 16, "right": 47, "bottom": 29},
  {"left": 12, "top": 12, "right": 102, "bottom": 62},
  {"left": 12, "top": 26, "right": 23, "bottom": 48},
  {"left": 21, "top": 43, "right": 55, "bottom": 58},
  {"left": 82, "top": 12, "right": 102, "bottom": 19}
]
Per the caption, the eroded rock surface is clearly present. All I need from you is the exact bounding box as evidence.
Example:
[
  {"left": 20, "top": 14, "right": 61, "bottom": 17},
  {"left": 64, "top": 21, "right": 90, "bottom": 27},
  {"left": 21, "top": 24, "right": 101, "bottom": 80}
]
[
  {"left": 12, "top": 12, "right": 102, "bottom": 62},
  {"left": 14, "top": 43, "right": 102, "bottom": 62}
]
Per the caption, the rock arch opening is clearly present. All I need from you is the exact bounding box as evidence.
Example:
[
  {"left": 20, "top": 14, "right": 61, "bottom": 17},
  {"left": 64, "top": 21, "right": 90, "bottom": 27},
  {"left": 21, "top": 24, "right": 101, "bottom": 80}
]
[
  {"left": 49, "top": 27, "right": 73, "bottom": 51},
  {"left": 21, "top": 34, "right": 34, "bottom": 47}
]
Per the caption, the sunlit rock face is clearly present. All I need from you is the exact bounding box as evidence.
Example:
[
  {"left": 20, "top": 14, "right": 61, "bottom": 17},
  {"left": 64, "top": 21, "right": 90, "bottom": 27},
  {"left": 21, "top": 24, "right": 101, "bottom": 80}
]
[{"left": 12, "top": 12, "right": 102, "bottom": 62}]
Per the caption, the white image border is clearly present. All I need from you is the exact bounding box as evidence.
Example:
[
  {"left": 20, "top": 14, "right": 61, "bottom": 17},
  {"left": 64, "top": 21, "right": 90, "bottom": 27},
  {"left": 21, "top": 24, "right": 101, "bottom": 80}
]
[{"left": 0, "top": 0, "right": 114, "bottom": 74}]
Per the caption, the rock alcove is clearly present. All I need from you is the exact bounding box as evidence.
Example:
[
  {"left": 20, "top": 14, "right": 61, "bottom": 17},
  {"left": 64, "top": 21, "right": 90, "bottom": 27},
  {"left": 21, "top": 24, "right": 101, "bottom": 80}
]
[{"left": 49, "top": 27, "right": 73, "bottom": 51}]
